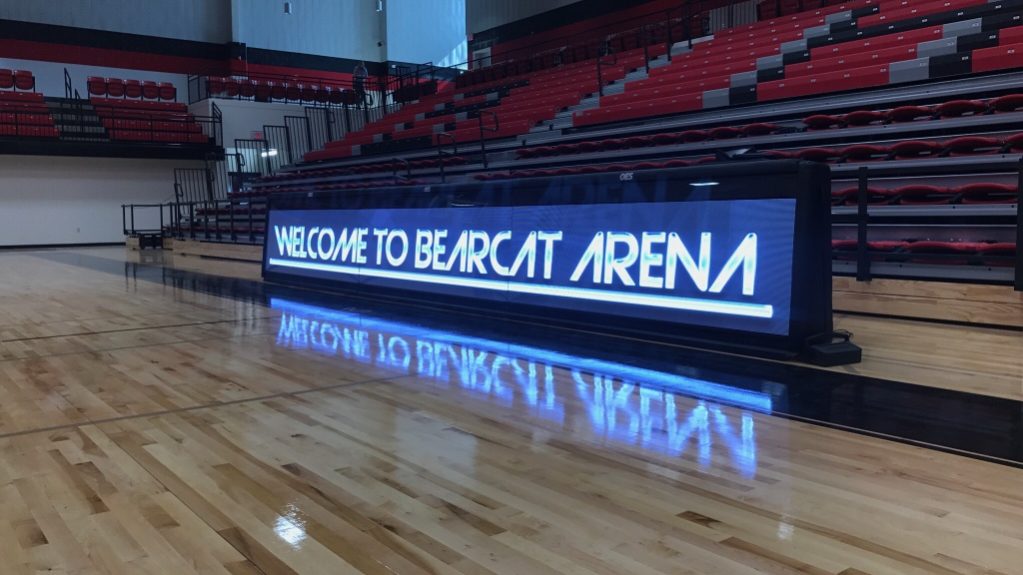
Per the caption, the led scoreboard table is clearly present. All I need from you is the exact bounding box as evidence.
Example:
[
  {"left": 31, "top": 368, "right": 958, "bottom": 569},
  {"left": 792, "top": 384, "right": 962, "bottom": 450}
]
[{"left": 263, "top": 160, "right": 856, "bottom": 363}]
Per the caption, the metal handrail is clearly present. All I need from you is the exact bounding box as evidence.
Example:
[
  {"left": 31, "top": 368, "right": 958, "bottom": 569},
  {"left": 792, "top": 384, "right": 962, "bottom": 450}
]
[
  {"left": 477, "top": 110, "right": 499, "bottom": 169},
  {"left": 436, "top": 132, "right": 458, "bottom": 183},
  {"left": 596, "top": 51, "right": 618, "bottom": 97},
  {"left": 392, "top": 157, "right": 412, "bottom": 179}
]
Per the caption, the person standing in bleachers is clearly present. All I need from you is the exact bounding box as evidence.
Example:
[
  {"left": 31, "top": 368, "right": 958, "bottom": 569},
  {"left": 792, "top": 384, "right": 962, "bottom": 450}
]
[{"left": 353, "top": 61, "right": 368, "bottom": 108}]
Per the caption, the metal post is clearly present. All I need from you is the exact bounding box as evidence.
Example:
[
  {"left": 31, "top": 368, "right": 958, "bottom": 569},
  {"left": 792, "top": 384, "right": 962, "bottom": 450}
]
[
  {"left": 1015, "top": 157, "right": 1022, "bottom": 291},
  {"left": 643, "top": 25, "right": 650, "bottom": 73},
  {"left": 855, "top": 167, "right": 871, "bottom": 282},
  {"left": 121, "top": 205, "right": 127, "bottom": 235},
  {"left": 666, "top": 10, "right": 674, "bottom": 62}
]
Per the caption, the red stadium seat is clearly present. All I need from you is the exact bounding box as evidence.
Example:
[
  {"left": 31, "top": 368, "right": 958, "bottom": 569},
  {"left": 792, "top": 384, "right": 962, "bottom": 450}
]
[
  {"left": 797, "top": 147, "right": 839, "bottom": 162},
  {"left": 741, "top": 123, "right": 781, "bottom": 136},
  {"left": 14, "top": 70, "right": 33, "bottom": 91},
  {"left": 957, "top": 183, "right": 1018, "bottom": 204},
  {"left": 142, "top": 80, "right": 159, "bottom": 99},
  {"left": 887, "top": 106, "right": 933, "bottom": 123},
  {"left": 905, "top": 241, "right": 981, "bottom": 265},
  {"left": 680, "top": 130, "right": 709, "bottom": 142},
  {"left": 651, "top": 132, "right": 682, "bottom": 145},
  {"left": 124, "top": 79, "right": 142, "bottom": 99},
  {"left": 990, "top": 94, "right": 1023, "bottom": 113},
  {"left": 255, "top": 81, "right": 272, "bottom": 102},
  {"left": 834, "top": 186, "right": 898, "bottom": 205},
  {"left": 87, "top": 76, "right": 106, "bottom": 96},
  {"left": 840, "top": 144, "right": 890, "bottom": 162},
  {"left": 935, "top": 99, "right": 987, "bottom": 118},
  {"left": 662, "top": 159, "right": 692, "bottom": 168},
  {"left": 977, "top": 243, "right": 1017, "bottom": 266},
  {"left": 895, "top": 185, "right": 957, "bottom": 205},
  {"left": 225, "top": 78, "right": 240, "bottom": 97},
  {"left": 890, "top": 140, "right": 942, "bottom": 158},
  {"left": 622, "top": 135, "right": 654, "bottom": 148},
  {"left": 271, "top": 82, "right": 287, "bottom": 101},
  {"left": 106, "top": 78, "right": 125, "bottom": 98},
  {"left": 1001, "top": 133, "right": 1023, "bottom": 151},
  {"left": 239, "top": 80, "right": 256, "bottom": 98},
  {"left": 803, "top": 115, "right": 842, "bottom": 130},
  {"left": 158, "top": 82, "right": 176, "bottom": 101},
  {"left": 207, "top": 77, "right": 225, "bottom": 96},
  {"left": 942, "top": 136, "right": 1002, "bottom": 155},
  {"left": 709, "top": 126, "right": 742, "bottom": 139},
  {"left": 843, "top": 110, "right": 886, "bottom": 127}
]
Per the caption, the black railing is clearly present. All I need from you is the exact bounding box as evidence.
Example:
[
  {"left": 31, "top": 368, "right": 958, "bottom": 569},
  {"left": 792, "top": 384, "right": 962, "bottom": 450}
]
[
  {"left": 123, "top": 199, "right": 269, "bottom": 244},
  {"left": 392, "top": 157, "right": 412, "bottom": 179},
  {"left": 437, "top": 132, "right": 458, "bottom": 183},
  {"left": 596, "top": 51, "right": 618, "bottom": 97},
  {"left": 63, "top": 67, "right": 72, "bottom": 99},
  {"left": 122, "top": 203, "right": 168, "bottom": 236},
  {"left": 284, "top": 115, "right": 313, "bottom": 161},
  {"left": 1016, "top": 157, "right": 1023, "bottom": 291},
  {"left": 477, "top": 110, "right": 499, "bottom": 168}
]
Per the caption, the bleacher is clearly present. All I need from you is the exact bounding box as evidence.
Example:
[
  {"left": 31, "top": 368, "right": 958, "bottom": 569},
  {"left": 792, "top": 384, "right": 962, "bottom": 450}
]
[
  {"left": 201, "top": 0, "right": 1021, "bottom": 279},
  {"left": 91, "top": 98, "right": 209, "bottom": 144},
  {"left": 303, "top": 44, "right": 667, "bottom": 162},
  {"left": 0, "top": 69, "right": 58, "bottom": 138}
]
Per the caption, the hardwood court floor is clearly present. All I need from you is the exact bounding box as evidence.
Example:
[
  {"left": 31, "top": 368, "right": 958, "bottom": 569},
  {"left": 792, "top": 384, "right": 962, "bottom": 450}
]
[{"left": 0, "top": 246, "right": 1019, "bottom": 574}]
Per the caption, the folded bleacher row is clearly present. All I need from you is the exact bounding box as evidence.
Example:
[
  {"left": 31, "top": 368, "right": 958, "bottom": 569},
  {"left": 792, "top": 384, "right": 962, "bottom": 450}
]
[
  {"left": 91, "top": 98, "right": 209, "bottom": 144},
  {"left": 0, "top": 91, "right": 57, "bottom": 138}
]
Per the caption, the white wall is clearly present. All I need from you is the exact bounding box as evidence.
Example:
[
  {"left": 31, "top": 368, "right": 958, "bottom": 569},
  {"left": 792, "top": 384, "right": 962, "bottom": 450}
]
[
  {"left": 0, "top": 156, "right": 200, "bottom": 246},
  {"left": 231, "top": 0, "right": 384, "bottom": 62},
  {"left": 386, "top": 0, "right": 467, "bottom": 68},
  {"left": 0, "top": 0, "right": 231, "bottom": 43},
  {"left": 0, "top": 57, "right": 188, "bottom": 101},
  {"left": 466, "top": 0, "right": 582, "bottom": 34},
  {"left": 191, "top": 97, "right": 307, "bottom": 148}
]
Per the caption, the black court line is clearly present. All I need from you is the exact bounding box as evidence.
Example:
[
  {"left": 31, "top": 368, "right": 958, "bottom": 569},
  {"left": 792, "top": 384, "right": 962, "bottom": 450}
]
[
  {"left": 0, "top": 372, "right": 412, "bottom": 441},
  {"left": 33, "top": 250, "right": 1023, "bottom": 468}
]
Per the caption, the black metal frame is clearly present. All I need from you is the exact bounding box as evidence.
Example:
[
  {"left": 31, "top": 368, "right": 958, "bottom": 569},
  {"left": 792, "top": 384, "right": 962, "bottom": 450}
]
[
  {"left": 1016, "top": 157, "right": 1023, "bottom": 291},
  {"left": 477, "top": 110, "right": 498, "bottom": 169},
  {"left": 437, "top": 132, "right": 457, "bottom": 183}
]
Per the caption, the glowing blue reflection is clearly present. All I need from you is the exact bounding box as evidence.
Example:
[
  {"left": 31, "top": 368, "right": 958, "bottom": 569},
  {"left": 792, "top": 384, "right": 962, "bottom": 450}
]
[{"left": 272, "top": 297, "right": 768, "bottom": 476}]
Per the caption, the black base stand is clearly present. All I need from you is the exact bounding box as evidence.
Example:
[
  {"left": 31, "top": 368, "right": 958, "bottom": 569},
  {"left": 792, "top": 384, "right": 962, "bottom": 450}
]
[
  {"left": 803, "top": 330, "right": 862, "bottom": 366},
  {"left": 135, "top": 233, "right": 163, "bottom": 250}
]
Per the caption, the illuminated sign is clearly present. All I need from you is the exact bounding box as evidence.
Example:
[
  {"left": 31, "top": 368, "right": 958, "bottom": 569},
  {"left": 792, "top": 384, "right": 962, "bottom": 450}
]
[
  {"left": 272, "top": 297, "right": 766, "bottom": 474},
  {"left": 263, "top": 163, "right": 832, "bottom": 356},
  {"left": 265, "top": 200, "right": 795, "bottom": 335}
]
